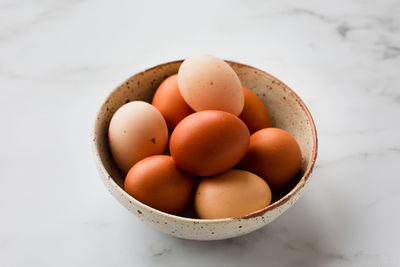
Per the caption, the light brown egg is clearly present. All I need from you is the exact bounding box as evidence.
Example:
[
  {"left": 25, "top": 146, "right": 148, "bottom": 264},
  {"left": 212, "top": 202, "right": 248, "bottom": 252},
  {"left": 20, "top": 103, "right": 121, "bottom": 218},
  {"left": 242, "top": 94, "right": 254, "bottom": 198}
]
[
  {"left": 152, "top": 74, "right": 194, "bottom": 132},
  {"left": 178, "top": 54, "right": 244, "bottom": 115},
  {"left": 239, "top": 87, "right": 272, "bottom": 134},
  {"left": 124, "top": 155, "right": 196, "bottom": 214},
  {"left": 194, "top": 169, "right": 272, "bottom": 219},
  {"left": 108, "top": 101, "right": 168, "bottom": 173},
  {"left": 169, "top": 110, "right": 250, "bottom": 176},
  {"left": 240, "top": 128, "right": 302, "bottom": 190}
]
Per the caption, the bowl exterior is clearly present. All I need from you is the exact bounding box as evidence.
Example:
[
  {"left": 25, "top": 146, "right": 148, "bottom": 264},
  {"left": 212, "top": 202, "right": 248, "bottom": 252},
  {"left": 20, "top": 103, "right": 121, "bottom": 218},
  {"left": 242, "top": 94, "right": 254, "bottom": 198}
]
[{"left": 92, "top": 60, "right": 317, "bottom": 240}]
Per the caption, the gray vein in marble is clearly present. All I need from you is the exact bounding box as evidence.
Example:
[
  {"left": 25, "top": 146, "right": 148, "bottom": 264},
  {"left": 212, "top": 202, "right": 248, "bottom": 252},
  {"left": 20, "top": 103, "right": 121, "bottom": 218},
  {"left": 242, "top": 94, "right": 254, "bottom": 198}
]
[
  {"left": 336, "top": 23, "right": 374, "bottom": 39},
  {"left": 381, "top": 44, "right": 400, "bottom": 60},
  {"left": 365, "top": 15, "right": 398, "bottom": 33},
  {"left": 222, "top": 236, "right": 247, "bottom": 248},
  {"left": 337, "top": 24, "right": 351, "bottom": 38},
  {"left": 256, "top": 227, "right": 382, "bottom": 266},
  {"left": 365, "top": 84, "right": 400, "bottom": 104},
  {"left": 290, "top": 8, "right": 336, "bottom": 24},
  {"left": 195, "top": 225, "right": 382, "bottom": 266},
  {"left": 289, "top": 8, "right": 358, "bottom": 40},
  {"left": 289, "top": 7, "right": 400, "bottom": 46},
  {"left": 151, "top": 248, "right": 172, "bottom": 257},
  {"left": 283, "top": 240, "right": 350, "bottom": 262}
]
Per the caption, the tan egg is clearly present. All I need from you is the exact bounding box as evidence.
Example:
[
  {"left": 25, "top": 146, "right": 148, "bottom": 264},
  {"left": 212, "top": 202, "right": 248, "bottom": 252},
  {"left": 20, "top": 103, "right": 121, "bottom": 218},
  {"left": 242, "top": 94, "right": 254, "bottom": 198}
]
[
  {"left": 108, "top": 101, "right": 168, "bottom": 173},
  {"left": 194, "top": 169, "right": 272, "bottom": 219},
  {"left": 178, "top": 54, "right": 244, "bottom": 115}
]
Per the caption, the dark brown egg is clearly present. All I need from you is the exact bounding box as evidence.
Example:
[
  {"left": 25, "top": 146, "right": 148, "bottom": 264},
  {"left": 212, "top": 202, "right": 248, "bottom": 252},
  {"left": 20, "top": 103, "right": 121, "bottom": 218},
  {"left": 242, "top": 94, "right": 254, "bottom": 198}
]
[
  {"left": 239, "top": 87, "right": 272, "bottom": 134},
  {"left": 152, "top": 74, "right": 194, "bottom": 132},
  {"left": 124, "top": 155, "right": 195, "bottom": 214},
  {"left": 170, "top": 110, "right": 250, "bottom": 176},
  {"left": 240, "top": 128, "right": 302, "bottom": 190}
]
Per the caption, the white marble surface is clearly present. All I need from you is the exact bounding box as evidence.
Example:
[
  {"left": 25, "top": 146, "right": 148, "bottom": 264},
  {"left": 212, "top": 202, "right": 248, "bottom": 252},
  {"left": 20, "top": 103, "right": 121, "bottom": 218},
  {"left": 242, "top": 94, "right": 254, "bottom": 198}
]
[{"left": 1, "top": 0, "right": 399, "bottom": 266}]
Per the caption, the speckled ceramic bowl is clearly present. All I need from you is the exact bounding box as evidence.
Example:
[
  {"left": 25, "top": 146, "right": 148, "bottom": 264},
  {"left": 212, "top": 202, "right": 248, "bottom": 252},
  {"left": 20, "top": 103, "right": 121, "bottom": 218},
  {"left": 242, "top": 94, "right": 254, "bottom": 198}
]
[{"left": 92, "top": 60, "right": 318, "bottom": 240}]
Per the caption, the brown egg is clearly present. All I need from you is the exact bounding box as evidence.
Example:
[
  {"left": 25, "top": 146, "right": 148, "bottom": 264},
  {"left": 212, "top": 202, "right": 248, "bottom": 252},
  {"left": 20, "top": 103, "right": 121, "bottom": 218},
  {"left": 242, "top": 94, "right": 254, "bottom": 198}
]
[
  {"left": 124, "top": 155, "right": 195, "bottom": 215},
  {"left": 108, "top": 101, "right": 168, "bottom": 173},
  {"left": 170, "top": 110, "right": 250, "bottom": 176},
  {"left": 178, "top": 54, "right": 244, "bottom": 115},
  {"left": 152, "top": 74, "right": 194, "bottom": 132},
  {"left": 239, "top": 87, "right": 272, "bottom": 134},
  {"left": 240, "top": 128, "right": 302, "bottom": 190},
  {"left": 195, "top": 169, "right": 272, "bottom": 219}
]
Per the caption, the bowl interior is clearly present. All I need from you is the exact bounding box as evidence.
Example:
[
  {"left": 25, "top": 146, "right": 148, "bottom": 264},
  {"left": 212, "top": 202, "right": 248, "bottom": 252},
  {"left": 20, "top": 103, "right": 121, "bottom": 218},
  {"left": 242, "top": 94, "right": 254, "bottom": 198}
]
[{"left": 93, "top": 60, "right": 317, "bottom": 219}]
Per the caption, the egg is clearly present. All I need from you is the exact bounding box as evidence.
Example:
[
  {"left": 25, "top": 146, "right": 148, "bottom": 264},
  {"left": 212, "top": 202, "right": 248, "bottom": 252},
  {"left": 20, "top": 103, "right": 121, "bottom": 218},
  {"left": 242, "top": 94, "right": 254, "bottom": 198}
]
[
  {"left": 239, "top": 87, "right": 272, "bottom": 134},
  {"left": 178, "top": 54, "right": 244, "bottom": 115},
  {"left": 124, "top": 155, "right": 195, "bottom": 214},
  {"left": 240, "top": 128, "right": 302, "bottom": 190},
  {"left": 108, "top": 101, "right": 168, "bottom": 173},
  {"left": 194, "top": 169, "right": 272, "bottom": 219},
  {"left": 170, "top": 110, "right": 250, "bottom": 176},
  {"left": 152, "top": 74, "right": 194, "bottom": 131}
]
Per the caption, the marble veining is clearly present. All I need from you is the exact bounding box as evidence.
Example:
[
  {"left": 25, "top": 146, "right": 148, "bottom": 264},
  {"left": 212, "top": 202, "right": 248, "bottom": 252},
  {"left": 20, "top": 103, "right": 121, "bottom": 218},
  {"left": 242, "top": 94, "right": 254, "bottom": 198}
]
[{"left": 0, "top": 0, "right": 399, "bottom": 266}]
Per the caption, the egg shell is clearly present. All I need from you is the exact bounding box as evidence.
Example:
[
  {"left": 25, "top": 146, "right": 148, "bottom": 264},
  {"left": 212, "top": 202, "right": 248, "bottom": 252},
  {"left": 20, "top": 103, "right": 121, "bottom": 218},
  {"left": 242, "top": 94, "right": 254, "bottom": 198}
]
[
  {"left": 108, "top": 101, "right": 168, "bottom": 173},
  {"left": 170, "top": 110, "right": 250, "bottom": 176},
  {"left": 152, "top": 74, "right": 194, "bottom": 132},
  {"left": 240, "top": 128, "right": 302, "bottom": 190},
  {"left": 124, "top": 155, "right": 196, "bottom": 214},
  {"left": 239, "top": 87, "right": 272, "bottom": 134},
  {"left": 194, "top": 169, "right": 272, "bottom": 219},
  {"left": 178, "top": 54, "right": 244, "bottom": 115}
]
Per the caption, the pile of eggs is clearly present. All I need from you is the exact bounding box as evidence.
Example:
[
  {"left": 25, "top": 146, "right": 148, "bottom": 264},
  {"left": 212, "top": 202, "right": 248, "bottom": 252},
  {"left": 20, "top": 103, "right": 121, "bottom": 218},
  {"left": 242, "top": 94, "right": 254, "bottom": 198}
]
[{"left": 108, "top": 54, "right": 302, "bottom": 219}]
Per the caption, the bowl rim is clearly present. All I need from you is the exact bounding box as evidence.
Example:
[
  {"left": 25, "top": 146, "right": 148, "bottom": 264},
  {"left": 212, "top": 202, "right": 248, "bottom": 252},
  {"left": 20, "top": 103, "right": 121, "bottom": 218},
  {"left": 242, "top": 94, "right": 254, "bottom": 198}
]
[{"left": 92, "top": 59, "right": 318, "bottom": 223}]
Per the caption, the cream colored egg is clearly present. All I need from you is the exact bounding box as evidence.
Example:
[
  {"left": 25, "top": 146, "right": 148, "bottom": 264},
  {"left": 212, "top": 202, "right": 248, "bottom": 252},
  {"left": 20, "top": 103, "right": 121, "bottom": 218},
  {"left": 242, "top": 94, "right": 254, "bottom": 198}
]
[
  {"left": 178, "top": 54, "right": 244, "bottom": 115},
  {"left": 108, "top": 101, "right": 168, "bottom": 173},
  {"left": 194, "top": 169, "right": 272, "bottom": 219}
]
